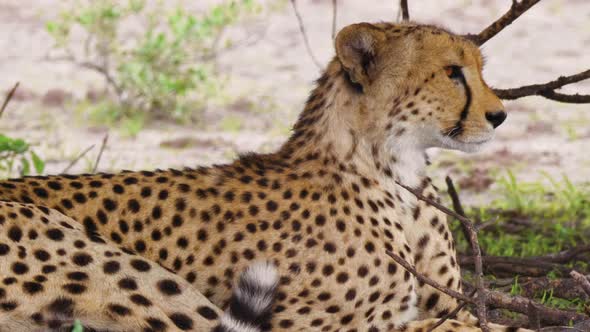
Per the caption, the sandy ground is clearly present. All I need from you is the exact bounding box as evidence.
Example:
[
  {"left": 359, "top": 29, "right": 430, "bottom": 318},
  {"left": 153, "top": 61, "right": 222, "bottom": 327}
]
[{"left": 0, "top": 0, "right": 589, "bottom": 204}]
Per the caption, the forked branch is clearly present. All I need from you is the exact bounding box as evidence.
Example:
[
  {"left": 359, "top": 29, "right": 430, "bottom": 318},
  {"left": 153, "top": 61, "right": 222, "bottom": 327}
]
[
  {"left": 470, "top": 0, "right": 541, "bottom": 46},
  {"left": 467, "top": 0, "right": 590, "bottom": 103}
]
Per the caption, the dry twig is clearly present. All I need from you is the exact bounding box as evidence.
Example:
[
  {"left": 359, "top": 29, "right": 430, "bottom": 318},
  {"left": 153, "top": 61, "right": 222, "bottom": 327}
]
[
  {"left": 0, "top": 82, "right": 19, "bottom": 119},
  {"left": 494, "top": 69, "right": 590, "bottom": 101},
  {"left": 289, "top": 0, "right": 322, "bottom": 70},
  {"left": 93, "top": 134, "right": 108, "bottom": 173},
  {"left": 385, "top": 250, "right": 473, "bottom": 303},
  {"left": 464, "top": 0, "right": 590, "bottom": 103},
  {"left": 426, "top": 290, "right": 476, "bottom": 332},
  {"left": 62, "top": 145, "right": 96, "bottom": 174},
  {"left": 395, "top": 180, "right": 490, "bottom": 331},
  {"left": 469, "top": 0, "right": 541, "bottom": 46},
  {"left": 399, "top": 0, "right": 410, "bottom": 21},
  {"left": 331, "top": 0, "right": 337, "bottom": 40},
  {"left": 445, "top": 176, "right": 474, "bottom": 252}
]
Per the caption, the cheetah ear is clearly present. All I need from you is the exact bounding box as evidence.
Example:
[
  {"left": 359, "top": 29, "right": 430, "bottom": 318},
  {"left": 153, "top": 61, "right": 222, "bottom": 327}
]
[{"left": 335, "top": 23, "right": 385, "bottom": 91}]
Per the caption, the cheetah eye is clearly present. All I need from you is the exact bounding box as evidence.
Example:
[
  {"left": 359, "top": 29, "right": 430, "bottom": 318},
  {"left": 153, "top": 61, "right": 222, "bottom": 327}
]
[{"left": 444, "top": 65, "right": 463, "bottom": 80}]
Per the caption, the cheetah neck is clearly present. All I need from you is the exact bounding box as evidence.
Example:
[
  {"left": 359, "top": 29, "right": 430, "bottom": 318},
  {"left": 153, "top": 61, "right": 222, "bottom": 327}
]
[{"left": 280, "top": 60, "right": 428, "bottom": 189}]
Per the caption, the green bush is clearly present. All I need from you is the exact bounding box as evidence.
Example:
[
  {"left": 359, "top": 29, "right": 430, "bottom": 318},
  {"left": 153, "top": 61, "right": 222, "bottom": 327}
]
[
  {"left": 46, "top": 0, "right": 258, "bottom": 123},
  {"left": 0, "top": 134, "right": 44, "bottom": 178}
]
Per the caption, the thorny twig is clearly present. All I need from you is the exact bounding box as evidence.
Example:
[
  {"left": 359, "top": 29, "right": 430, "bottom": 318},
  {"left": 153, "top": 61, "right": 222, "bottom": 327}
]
[
  {"left": 289, "top": 0, "right": 322, "bottom": 70},
  {"left": 93, "top": 134, "right": 108, "bottom": 173},
  {"left": 395, "top": 180, "right": 490, "bottom": 331},
  {"left": 0, "top": 82, "right": 19, "bottom": 119}
]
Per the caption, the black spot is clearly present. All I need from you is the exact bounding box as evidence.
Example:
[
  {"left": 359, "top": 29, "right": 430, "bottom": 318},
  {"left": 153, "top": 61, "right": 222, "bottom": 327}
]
[
  {"left": 169, "top": 313, "right": 194, "bottom": 330},
  {"left": 130, "top": 294, "right": 152, "bottom": 306},
  {"left": 0, "top": 244, "right": 9, "bottom": 256},
  {"left": 72, "top": 253, "right": 93, "bottom": 266},
  {"left": 103, "top": 261, "right": 121, "bottom": 274},
  {"left": 8, "top": 226, "right": 22, "bottom": 242},
  {"left": 63, "top": 283, "right": 86, "bottom": 294},
  {"left": 12, "top": 262, "right": 29, "bottom": 275},
  {"left": 118, "top": 278, "right": 138, "bottom": 290},
  {"left": 45, "top": 228, "right": 64, "bottom": 241},
  {"left": 23, "top": 281, "right": 44, "bottom": 295},
  {"left": 103, "top": 198, "right": 117, "bottom": 211},
  {"left": 108, "top": 303, "right": 132, "bottom": 316},
  {"left": 33, "top": 250, "right": 50, "bottom": 262},
  {"left": 197, "top": 306, "right": 218, "bottom": 320},
  {"left": 130, "top": 259, "right": 151, "bottom": 272}
]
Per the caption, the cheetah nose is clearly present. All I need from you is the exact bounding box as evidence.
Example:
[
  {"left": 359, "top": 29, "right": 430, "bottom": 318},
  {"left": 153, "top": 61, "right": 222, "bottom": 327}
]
[{"left": 485, "top": 110, "right": 507, "bottom": 128}]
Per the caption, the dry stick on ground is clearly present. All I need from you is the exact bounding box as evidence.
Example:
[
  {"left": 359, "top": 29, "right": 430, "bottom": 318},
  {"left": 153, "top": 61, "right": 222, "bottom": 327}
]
[
  {"left": 289, "top": 0, "right": 322, "bottom": 70},
  {"left": 0, "top": 82, "right": 20, "bottom": 118},
  {"left": 92, "top": 134, "right": 108, "bottom": 173},
  {"left": 62, "top": 144, "right": 95, "bottom": 174},
  {"left": 387, "top": 249, "right": 589, "bottom": 327},
  {"left": 570, "top": 271, "right": 590, "bottom": 297},
  {"left": 395, "top": 181, "right": 491, "bottom": 332},
  {"left": 399, "top": 0, "right": 410, "bottom": 21}
]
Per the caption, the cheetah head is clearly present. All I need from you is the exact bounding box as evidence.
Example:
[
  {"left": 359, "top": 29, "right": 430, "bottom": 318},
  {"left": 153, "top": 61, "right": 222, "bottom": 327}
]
[{"left": 335, "top": 22, "right": 506, "bottom": 154}]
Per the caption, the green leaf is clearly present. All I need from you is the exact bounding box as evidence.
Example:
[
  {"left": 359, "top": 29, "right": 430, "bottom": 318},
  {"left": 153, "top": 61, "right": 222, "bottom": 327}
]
[
  {"left": 31, "top": 151, "right": 45, "bottom": 174},
  {"left": 71, "top": 320, "right": 84, "bottom": 332},
  {"left": 19, "top": 157, "right": 30, "bottom": 176}
]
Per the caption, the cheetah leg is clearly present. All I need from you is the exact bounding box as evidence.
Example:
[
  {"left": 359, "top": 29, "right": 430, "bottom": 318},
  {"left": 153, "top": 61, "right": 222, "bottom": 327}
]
[{"left": 0, "top": 201, "right": 223, "bottom": 331}]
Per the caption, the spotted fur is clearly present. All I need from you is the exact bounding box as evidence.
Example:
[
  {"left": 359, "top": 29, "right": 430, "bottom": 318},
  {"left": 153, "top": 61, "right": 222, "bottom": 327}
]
[{"left": 0, "top": 22, "right": 527, "bottom": 331}]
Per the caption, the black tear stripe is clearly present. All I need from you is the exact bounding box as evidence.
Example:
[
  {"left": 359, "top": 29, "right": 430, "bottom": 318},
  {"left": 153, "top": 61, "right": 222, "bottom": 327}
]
[{"left": 453, "top": 69, "right": 472, "bottom": 136}]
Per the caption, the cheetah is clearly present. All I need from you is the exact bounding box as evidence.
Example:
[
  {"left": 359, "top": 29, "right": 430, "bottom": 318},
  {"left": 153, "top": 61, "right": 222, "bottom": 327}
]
[
  {"left": 0, "top": 22, "right": 527, "bottom": 331},
  {"left": 0, "top": 201, "right": 277, "bottom": 331}
]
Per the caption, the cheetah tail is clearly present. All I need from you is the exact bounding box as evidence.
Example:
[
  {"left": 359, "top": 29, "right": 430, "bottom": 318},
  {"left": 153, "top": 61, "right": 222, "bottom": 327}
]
[{"left": 212, "top": 261, "right": 279, "bottom": 332}]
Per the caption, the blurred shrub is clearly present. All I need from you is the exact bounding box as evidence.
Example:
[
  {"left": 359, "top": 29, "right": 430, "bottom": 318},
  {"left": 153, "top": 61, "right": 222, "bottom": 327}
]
[
  {"left": 46, "top": 0, "right": 258, "bottom": 123},
  {"left": 0, "top": 134, "right": 44, "bottom": 178}
]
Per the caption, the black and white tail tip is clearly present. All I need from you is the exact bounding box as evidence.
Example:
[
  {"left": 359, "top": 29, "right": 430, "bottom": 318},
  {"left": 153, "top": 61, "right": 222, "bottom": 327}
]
[{"left": 213, "top": 261, "right": 279, "bottom": 332}]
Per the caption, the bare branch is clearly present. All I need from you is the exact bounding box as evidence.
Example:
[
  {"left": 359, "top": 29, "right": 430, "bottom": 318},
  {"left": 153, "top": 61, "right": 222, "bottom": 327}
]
[
  {"left": 62, "top": 144, "right": 95, "bottom": 174},
  {"left": 385, "top": 250, "right": 474, "bottom": 304},
  {"left": 469, "top": 0, "right": 542, "bottom": 46},
  {"left": 395, "top": 181, "right": 490, "bottom": 331},
  {"left": 289, "top": 0, "right": 322, "bottom": 70},
  {"left": 493, "top": 69, "right": 590, "bottom": 101},
  {"left": 331, "top": 0, "right": 337, "bottom": 40},
  {"left": 93, "top": 134, "right": 109, "bottom": 173},
  {"left": 399, "top": 0, "right": 410, "bottom": 21},
  {"left": 527, "top": 301, "right": 541, "bottom": 331},
  {"left": 485, "top": 288, "right": 587, "bottom": 326},
  {"left": 539, "top": 90, "right": 590, "bottom": 104},
  {"left": 427, "top": 290, "right": 476, "bottom": 332},
  {"left": 0, "top": 82, "right": 19, "bottom": 119},
  {"left": 445, "top": 176, "right": 473, "bottom": 252}
]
